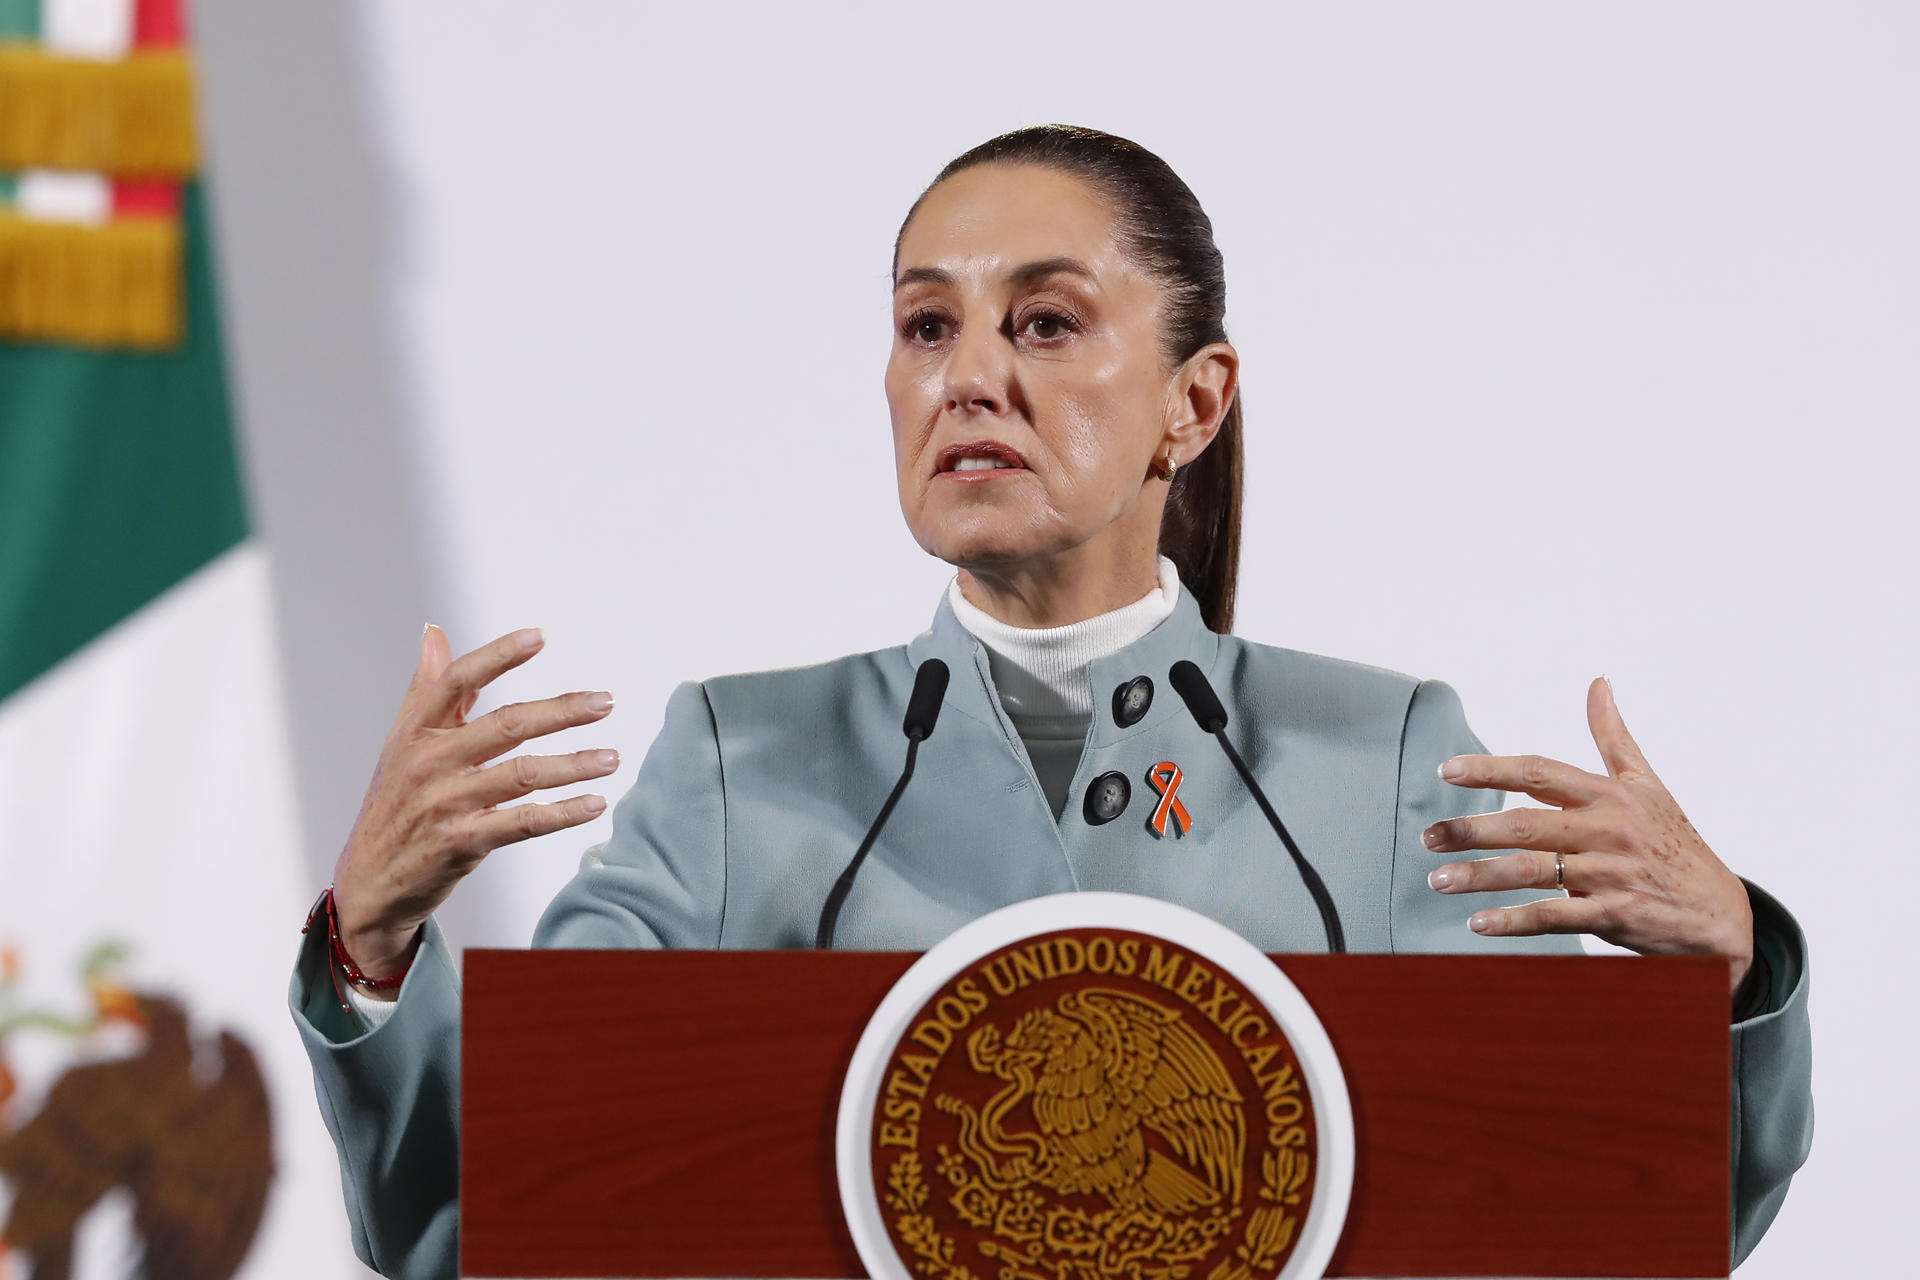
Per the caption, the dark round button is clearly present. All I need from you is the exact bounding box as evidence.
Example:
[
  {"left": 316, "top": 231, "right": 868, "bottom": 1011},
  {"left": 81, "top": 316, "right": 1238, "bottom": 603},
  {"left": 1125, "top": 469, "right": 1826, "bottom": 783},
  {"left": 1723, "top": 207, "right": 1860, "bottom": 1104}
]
[
  {"left": 1112, "top": 675, "right": 1154, "bottom": 727},
  {"left": 1083, "top": 770, "right": 1132, "bottom": 825}
]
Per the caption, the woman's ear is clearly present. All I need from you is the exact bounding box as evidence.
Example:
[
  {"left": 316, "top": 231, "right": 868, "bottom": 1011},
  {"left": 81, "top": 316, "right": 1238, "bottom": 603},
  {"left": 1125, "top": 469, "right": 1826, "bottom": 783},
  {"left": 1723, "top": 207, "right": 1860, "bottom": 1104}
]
[{"left": 1162, "top": 342, "right": 1239, "bottom": 463}]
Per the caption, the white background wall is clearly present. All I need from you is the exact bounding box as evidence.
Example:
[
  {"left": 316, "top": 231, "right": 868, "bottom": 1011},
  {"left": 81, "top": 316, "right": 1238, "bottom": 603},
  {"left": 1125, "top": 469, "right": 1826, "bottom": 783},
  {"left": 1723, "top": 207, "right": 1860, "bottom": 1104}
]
[{"left": 198, "top": 2, "right": 1915, "bottom": 1274}]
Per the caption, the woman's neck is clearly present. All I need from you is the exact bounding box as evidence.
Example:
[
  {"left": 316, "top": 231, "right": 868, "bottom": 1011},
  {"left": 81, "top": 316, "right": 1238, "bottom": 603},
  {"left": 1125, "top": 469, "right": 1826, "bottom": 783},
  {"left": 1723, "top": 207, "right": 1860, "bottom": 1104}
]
[
  {"left": 953, "top": 541, "right": 1166, "bottom": 628},
  {"left": 948, "top": 555, "right": 1180, "bottom": 720}
]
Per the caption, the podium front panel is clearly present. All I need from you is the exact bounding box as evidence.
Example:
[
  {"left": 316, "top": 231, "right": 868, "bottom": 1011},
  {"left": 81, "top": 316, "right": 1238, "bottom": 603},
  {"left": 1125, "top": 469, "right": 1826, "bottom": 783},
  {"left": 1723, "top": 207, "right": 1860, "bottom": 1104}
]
[{"left": 462, "top": 951, "right": 1729, "bottom": 1278}]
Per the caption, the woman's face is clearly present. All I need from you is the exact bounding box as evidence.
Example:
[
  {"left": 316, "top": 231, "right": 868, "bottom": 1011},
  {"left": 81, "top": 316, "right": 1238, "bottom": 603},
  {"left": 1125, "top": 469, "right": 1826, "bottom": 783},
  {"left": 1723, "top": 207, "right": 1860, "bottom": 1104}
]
[{"left": 887, "top": 163, "right": 1228, "bottom": 583}]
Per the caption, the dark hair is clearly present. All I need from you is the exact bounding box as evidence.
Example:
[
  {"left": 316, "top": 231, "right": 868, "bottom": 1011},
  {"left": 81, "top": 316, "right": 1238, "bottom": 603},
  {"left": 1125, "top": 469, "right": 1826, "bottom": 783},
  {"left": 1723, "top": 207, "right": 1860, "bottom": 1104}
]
[{"left": 893, "top": 124, "right": 1243, "bottom": 634}]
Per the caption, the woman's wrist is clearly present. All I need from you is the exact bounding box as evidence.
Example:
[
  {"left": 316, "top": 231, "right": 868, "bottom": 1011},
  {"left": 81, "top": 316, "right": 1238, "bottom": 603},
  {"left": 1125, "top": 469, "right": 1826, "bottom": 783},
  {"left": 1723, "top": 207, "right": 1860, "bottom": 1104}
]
[
  {"left": 343, "top": 925, "right": 423, "bottom": 1003},
  {"left": 1721, "top": 880, "right": 1757, "bottom": 994},
  {"left": 1731, "top": 949, "right": 1772, "bottom": 1022},
  {"left": 303, "top": 888, "right": 423, "bottom": 998},
  {"left": 341, "top": 917, "right": 423, "bottom": 982}
]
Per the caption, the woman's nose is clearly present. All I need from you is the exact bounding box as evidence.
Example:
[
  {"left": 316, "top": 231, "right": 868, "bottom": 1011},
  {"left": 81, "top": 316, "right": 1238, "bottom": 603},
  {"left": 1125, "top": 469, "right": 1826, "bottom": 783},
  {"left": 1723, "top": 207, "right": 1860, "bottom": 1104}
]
[{"left": 942, "top": 324, "right": 1010, "bottom": 416}]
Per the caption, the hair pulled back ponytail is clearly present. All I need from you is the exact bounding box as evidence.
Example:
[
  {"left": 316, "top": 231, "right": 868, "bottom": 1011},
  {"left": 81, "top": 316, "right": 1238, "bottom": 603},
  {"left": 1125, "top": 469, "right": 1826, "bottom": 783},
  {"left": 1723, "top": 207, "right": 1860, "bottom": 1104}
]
[{"left": 894, "top": 124, "right": 1243, "bottom": 633}]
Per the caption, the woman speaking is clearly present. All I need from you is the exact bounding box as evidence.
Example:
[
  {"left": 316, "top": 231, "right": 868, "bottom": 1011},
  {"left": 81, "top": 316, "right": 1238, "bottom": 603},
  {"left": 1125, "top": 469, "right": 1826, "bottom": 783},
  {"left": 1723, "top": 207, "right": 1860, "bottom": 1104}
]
[{"left": 291, "top": 125, "right": 1812, "bottom": 1280}]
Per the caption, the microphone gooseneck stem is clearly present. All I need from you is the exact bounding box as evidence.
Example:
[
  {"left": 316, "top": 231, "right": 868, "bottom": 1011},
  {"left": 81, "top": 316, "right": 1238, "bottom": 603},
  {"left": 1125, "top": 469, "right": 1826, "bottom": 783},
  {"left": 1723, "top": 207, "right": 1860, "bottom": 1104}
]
[
  {"left": 1208, "top": 727, "right": 1347, "bottom": 953},
  {"left": 817, "top": 660, "right": 952, "bottom": 951},
  {"left": 817, "top": 658, "right": 945, "bottom": 951},
  {"left": 1169, "top": 659, "right": 1345, "bottom": 954},
  {"left": 815, "top": 738, "right": 919, "bottom": 950}
]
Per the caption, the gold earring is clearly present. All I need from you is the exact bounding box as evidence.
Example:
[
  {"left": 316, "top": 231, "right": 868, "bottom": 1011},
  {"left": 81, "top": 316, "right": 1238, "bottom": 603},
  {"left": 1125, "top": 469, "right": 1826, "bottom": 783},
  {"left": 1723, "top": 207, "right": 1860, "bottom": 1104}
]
[{"left": 1154, "top": 452, "right": 1179, "bottom": 482}]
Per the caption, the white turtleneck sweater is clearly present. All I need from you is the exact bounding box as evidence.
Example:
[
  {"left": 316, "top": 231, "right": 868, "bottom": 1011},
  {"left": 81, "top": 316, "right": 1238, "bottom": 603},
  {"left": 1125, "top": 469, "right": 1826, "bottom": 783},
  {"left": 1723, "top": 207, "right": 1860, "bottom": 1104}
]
[
  {"left": 947, "top": 555, "right": 1181, "bottom": 820},
  {"left": 345, "top": 557, "right": 1182, "bottom": 1027}
]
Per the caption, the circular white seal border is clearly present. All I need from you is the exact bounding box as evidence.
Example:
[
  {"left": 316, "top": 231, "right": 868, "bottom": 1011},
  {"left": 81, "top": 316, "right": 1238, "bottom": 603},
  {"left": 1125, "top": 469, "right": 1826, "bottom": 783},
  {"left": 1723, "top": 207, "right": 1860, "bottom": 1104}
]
[{"left": 836, "top": 891, "right": 1355, "bottom": 1280}]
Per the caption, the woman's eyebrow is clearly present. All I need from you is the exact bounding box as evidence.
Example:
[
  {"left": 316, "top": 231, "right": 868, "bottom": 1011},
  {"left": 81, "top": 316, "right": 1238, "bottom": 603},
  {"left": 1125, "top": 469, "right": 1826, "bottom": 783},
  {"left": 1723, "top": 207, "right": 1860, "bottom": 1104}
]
[
  {"left": 893, "top": 256, "right": 1098, "bottom": 292},
  {"left": 893, "top": 265, "right": 954, "bottom": 291},
  {"left": 1008, "top": 256, "right": 1097, "bottom": 288}
]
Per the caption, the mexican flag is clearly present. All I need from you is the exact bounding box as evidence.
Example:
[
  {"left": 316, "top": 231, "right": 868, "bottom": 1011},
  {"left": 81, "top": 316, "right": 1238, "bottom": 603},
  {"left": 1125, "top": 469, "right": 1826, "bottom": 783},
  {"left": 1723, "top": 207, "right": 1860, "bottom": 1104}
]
[{"left": 1, "top": 1, "right": 366, "bottom": 1276}]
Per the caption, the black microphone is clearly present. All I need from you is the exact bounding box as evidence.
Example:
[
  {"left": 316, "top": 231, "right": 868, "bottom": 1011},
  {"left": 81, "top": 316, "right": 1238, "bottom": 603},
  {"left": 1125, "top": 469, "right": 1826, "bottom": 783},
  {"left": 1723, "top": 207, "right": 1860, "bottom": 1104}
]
[
  {"left": 816, "top": 658, "right": 949, "bottom": 949},
  {"left": 902, "top": 658, "right": 948, "bottom": 742},
  {"left": 1169, "top": 660, "right": 1347, "bottom": 953}
]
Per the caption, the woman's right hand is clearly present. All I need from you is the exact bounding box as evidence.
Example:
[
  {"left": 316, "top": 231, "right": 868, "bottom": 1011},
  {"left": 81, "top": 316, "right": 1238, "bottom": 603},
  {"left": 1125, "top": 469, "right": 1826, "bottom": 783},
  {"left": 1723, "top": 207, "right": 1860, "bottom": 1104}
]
[{"left": 329, "top": 625, "right": 618, "bottom": 991}]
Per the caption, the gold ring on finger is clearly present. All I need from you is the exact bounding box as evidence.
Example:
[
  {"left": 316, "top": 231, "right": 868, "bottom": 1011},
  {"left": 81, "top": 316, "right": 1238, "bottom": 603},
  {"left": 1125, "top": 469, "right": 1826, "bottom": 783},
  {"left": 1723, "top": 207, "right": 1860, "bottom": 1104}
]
[{"left": 1554, "top": 851, "right": 1566, "bottom": 890}]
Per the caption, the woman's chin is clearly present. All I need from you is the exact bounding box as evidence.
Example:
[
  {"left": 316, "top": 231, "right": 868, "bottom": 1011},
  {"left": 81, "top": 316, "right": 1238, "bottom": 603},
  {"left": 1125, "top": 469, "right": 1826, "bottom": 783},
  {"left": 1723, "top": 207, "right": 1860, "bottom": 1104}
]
[
  {"left": 913, "top": 521, "right": 1058, "bottom": 571},
  {"left": 904, "top": 491, "right": 1072, "bottom": 568}
]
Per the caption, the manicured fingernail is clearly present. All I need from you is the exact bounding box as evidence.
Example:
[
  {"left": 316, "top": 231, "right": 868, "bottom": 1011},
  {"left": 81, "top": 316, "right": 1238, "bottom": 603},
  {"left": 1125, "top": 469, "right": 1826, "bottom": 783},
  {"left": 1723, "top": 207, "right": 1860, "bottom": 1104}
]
[
  {"left": 1438, "top": 757, "right": 1467, "bottom": 780},
  {"left": 582, "top": 794, "right": 607, "bottom": 814},
  {"left": 592, "top": 749, "right": 619, "bottom": 770},
  {"left": 1422, "top": 827, "right": 1442, "bottom": 849},
  {"left": 1469, "top": 913, "right": 1491, "bottom": 933},
  {"left": 1429, "top": 868, "right": 1455, "bottom": 891},
  {"left": 515, "top": 627, "right": 544, "bottom": 651},
  {"left": 585, "top": 691, "right": 614, "bottom": 713}
]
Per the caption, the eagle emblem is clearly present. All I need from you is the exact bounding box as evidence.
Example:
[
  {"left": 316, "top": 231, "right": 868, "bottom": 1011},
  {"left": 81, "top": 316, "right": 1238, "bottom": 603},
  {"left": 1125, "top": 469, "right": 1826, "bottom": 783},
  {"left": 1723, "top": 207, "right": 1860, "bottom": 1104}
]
[
  {"left": 0, "top": 942, "right": 272, "bottom": 1280},
  {"left": 939, "top": 989, "right": 1245, "bottom": 1217},
  {"left": 871, "top": 929, "right": 1317, "bottom": 1280}
]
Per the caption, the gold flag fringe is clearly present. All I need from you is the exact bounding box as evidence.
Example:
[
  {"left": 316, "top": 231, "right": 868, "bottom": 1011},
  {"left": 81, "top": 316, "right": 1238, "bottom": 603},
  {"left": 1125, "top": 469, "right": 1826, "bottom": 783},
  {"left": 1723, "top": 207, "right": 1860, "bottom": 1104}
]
[
  {"left": 0, "top": 47, "right": 197, "bottom": 176},
  {"left": 0, "top": 213, "right": 182, "bottom": 349}
]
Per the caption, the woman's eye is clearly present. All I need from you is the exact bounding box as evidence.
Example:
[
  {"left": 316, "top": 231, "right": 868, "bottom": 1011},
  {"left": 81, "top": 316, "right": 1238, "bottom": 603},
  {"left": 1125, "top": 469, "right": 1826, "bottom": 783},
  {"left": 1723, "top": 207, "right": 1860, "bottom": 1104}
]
[
  {"left": 1022, "top": 310, "right": 1077, "bottom": 341},
  {"left": 902, "top": 311, "right": 950, "bottom": 344}
]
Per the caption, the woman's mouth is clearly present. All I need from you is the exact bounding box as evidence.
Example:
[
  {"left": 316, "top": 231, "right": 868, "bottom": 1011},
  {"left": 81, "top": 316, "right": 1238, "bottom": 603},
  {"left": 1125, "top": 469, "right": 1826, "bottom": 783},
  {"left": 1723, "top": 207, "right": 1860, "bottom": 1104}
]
[{"left": 935, "top": 441, "right": 1030, "bottom": 481}]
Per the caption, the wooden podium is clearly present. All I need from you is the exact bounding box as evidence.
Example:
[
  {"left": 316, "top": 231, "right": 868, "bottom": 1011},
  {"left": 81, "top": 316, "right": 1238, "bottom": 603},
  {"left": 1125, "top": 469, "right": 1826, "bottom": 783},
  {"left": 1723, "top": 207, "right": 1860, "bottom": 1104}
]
[{"left": 462, "top": 951, "right": 1731, "bottom": 1278}]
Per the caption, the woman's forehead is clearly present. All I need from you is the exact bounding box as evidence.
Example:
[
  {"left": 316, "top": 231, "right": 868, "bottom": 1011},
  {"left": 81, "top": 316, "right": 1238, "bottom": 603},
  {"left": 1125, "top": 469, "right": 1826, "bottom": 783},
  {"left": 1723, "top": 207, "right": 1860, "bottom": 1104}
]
[{"left": 895, "top": 164, "right": 1135, "bottom": 289}]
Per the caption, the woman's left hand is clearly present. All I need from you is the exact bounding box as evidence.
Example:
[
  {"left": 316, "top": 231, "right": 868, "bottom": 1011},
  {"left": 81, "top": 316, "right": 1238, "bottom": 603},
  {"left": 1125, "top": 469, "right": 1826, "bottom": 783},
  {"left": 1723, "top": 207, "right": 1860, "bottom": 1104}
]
[{"left": 1421, "top": 676, "right": 1755, "bottom": 993}]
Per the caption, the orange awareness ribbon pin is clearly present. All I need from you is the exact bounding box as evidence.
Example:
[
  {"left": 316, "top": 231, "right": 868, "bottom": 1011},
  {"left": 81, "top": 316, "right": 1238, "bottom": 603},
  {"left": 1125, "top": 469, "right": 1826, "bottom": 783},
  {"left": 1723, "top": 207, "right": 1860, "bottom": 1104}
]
[{"left": 1146, "top": 761, "right": 1193, "bottom": 838}]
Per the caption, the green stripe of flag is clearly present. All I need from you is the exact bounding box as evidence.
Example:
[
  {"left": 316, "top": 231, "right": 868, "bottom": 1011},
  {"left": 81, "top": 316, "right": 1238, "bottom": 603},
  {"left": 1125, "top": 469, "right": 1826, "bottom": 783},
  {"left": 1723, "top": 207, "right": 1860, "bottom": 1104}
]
[
  {"left": 0, "top": 0, "right": 37, "bottom": 41},
  {"left": 0, "top": 181, "right": 249, "bottom": 701}
]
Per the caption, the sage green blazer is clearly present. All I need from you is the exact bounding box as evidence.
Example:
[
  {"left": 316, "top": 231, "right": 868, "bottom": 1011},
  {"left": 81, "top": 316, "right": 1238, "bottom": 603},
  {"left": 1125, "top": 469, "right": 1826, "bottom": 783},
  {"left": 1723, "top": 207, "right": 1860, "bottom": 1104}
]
[{"left": 290, "top": 583, "right": 1812, "bottom": 1279}]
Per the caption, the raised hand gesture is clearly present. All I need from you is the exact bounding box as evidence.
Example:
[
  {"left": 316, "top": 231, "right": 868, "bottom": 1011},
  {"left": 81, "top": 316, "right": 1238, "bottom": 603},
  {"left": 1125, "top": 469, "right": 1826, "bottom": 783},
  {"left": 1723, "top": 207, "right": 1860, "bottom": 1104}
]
[
  {"left": 1421, "top": 676, "right": 1755, "bottom": 992},
  {"left": 329, "top": 625, "right": 619, "bottom": 992}
]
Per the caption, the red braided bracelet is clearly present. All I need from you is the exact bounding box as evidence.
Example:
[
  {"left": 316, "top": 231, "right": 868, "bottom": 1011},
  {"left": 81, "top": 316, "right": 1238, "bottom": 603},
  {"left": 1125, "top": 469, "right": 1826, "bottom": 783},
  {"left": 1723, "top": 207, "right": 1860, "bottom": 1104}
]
[{"left": 302, "top": 887, "right": 411, "bottom": 992}]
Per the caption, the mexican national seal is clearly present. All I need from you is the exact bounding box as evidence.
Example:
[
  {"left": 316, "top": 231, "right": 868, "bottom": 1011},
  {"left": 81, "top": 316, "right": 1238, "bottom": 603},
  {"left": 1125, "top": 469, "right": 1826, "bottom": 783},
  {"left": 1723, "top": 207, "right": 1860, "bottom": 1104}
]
[{"left": 838, "top": 894, "right": 1352, "bottom": 1280}]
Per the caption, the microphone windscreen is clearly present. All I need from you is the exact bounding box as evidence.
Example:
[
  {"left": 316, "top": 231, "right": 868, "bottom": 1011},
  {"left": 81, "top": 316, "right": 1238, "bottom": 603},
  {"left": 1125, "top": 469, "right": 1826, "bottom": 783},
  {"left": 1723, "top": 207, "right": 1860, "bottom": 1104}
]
[
  {"left": 903, "top": 658, "right": 950, "bottom": 740},
  {"left": 1169, "top": 660, "right": 1229, "bottom": 733}
]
